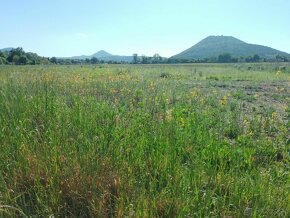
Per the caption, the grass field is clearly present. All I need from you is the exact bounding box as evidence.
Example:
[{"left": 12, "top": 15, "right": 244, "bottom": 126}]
[{"left": 0, "top": 63, "right": 289, "bottom": 217}]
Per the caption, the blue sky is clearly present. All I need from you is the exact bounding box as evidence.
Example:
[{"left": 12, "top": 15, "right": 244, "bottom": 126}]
[{"left": 1, "top": 0, "right": 289, "bottom": 57}]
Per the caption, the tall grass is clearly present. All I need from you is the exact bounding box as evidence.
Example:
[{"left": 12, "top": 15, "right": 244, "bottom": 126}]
[{"left": 0, "top": 64, "right": 289, "bottom": 217}]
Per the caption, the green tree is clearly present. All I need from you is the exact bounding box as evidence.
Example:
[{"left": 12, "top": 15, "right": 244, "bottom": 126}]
[
  {"left": 218, "top": 53, "right": 232, "bottom": 63},
  {"left": 18, "top": 55, "right": 28, "bottom": 65},
  {"left": 252, "top": 54, "right": 260, "bottom": 62},
  {"left": 141, "top": 55, "right": 148, "bottom": 64},
  {"left": 133, "top": 53, "right": 138, "bottom": 64},
  {"left": 275, "top": 55, "right": 288, "bottom": 62},
  {"left": 153, "top": 53, "right": 162, "bottom": 63},
  {"left": 0, "top": 57, "right": 7, "bottom": 64},
  {"left": 12, "top": 55, "right": 20, "bottom": 64},
  {"left": 85, "top": 58, "right": 90, "bottom": 64},
  {"left": 7, "top": 47, "right": 26, "bottom": 63},
  {"left": 90, "top": 57, "right": 99, "bottom": 64},
  {"left": 50, "top": 57, "right": 57, "bottom": 64}
]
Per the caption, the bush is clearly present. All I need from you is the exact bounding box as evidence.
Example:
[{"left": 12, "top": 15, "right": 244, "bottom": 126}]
[
  {"left": 0, "top": 57, "right": 7, "bottom": 64},
  {"left": 278, "top": 66, "right": 286, "bottom": 72},
  {"left": 160, "top": 72, "right": 171, "bottom": 78}
]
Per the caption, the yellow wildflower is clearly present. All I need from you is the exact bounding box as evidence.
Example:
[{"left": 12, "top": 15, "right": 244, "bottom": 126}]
[
  {"left": 165, "top": 109, "right": 173, "bottom": 121},
  {"left": 179, "top": 117, "right": 185, "bottom": 127},
  {"left": 166, "top": 98, "right": 170, "bottom": 104},
  {"left": 271, "top": 111, "right": 277, "bottom": 120},
  {"left": 243, "top": 119, "right": 249, "bottom": 125},
  {"left": 190, "top": 91, "right": 197, "bottom": 98},
  {"left": 219, "top": 95, "right": 227, "bottom": 105}
]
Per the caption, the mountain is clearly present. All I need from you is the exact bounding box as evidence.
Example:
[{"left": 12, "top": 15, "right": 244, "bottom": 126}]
[
  {"left": 68, "top": 50, "right": 133, "bottom": 62},
  {"left": 92, "top": 50, "right": 113, "bottom": 58},
  {"left": 172, "top": 36, "right": 290, "bottom": 60},
  {"left": 0, "top": 47, "right": 14, "bottom": 52}
]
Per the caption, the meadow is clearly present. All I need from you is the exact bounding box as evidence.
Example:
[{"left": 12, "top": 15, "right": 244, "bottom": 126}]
[{"left": 0, "top": 63, "right": 289, "bottom": 217}]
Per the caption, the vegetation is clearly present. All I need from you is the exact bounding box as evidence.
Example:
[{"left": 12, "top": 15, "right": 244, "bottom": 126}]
[
  {"left": 0, "top": 63, "right": 289, "bottom": 217},
  {"left": 1, "top": 48, "right": 49, "bottom": 65},
  {"left": 1, "top": 40, "right": 289, "bottom": 65}
]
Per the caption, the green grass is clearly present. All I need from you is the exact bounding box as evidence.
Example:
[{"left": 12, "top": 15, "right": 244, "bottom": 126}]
[{"left": 0, "top": 63, "right": 289, "bottom": 217}]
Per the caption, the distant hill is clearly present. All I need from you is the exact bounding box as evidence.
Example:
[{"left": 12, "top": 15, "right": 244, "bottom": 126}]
[
  {"left": 92, "top": 50, "right": 113, "bottom": 58},
  {"left": 69, "top": 50, "right": 133, "bottom": 62},
  {"left": 0, "top": 47, "right": 14, "bottom": 52},
  {"left": 172, "top": 36, "right": 290, "bottom": 60}
]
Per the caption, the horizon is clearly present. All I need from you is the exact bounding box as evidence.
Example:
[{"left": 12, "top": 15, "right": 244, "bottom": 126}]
[
  {"left": 1, "top": 0, "right": 290, "bottom": 57},
  {"left": 2, "top": 35, "right": 290, "bottom": 59}
]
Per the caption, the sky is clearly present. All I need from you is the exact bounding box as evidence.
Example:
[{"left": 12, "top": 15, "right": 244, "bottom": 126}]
[{"left": 1, "top": 0, "right": 290, "bottom": 57}]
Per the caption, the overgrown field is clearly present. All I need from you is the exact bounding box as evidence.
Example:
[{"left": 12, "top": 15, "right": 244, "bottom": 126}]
[{"left": 0, "top": 63, "right": 289, "bottom": 217}]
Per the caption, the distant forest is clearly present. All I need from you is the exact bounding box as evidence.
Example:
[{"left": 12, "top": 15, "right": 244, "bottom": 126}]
[{"left": 0, "top": 47, "right": 289, "bottom": 65}]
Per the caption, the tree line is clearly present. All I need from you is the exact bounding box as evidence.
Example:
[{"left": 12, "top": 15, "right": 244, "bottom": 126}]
[
  {"left": 132, "top": 53, "right": 289, "bottom": 64},
  {"left": 0, "top": 48, "right": 289, "bottom": 65},
  {"left": 0, "top": 48, "right": 50, "bottom": 65},
  {"left": 163, "top": 53, "right": 289, "bottom": 64}
]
